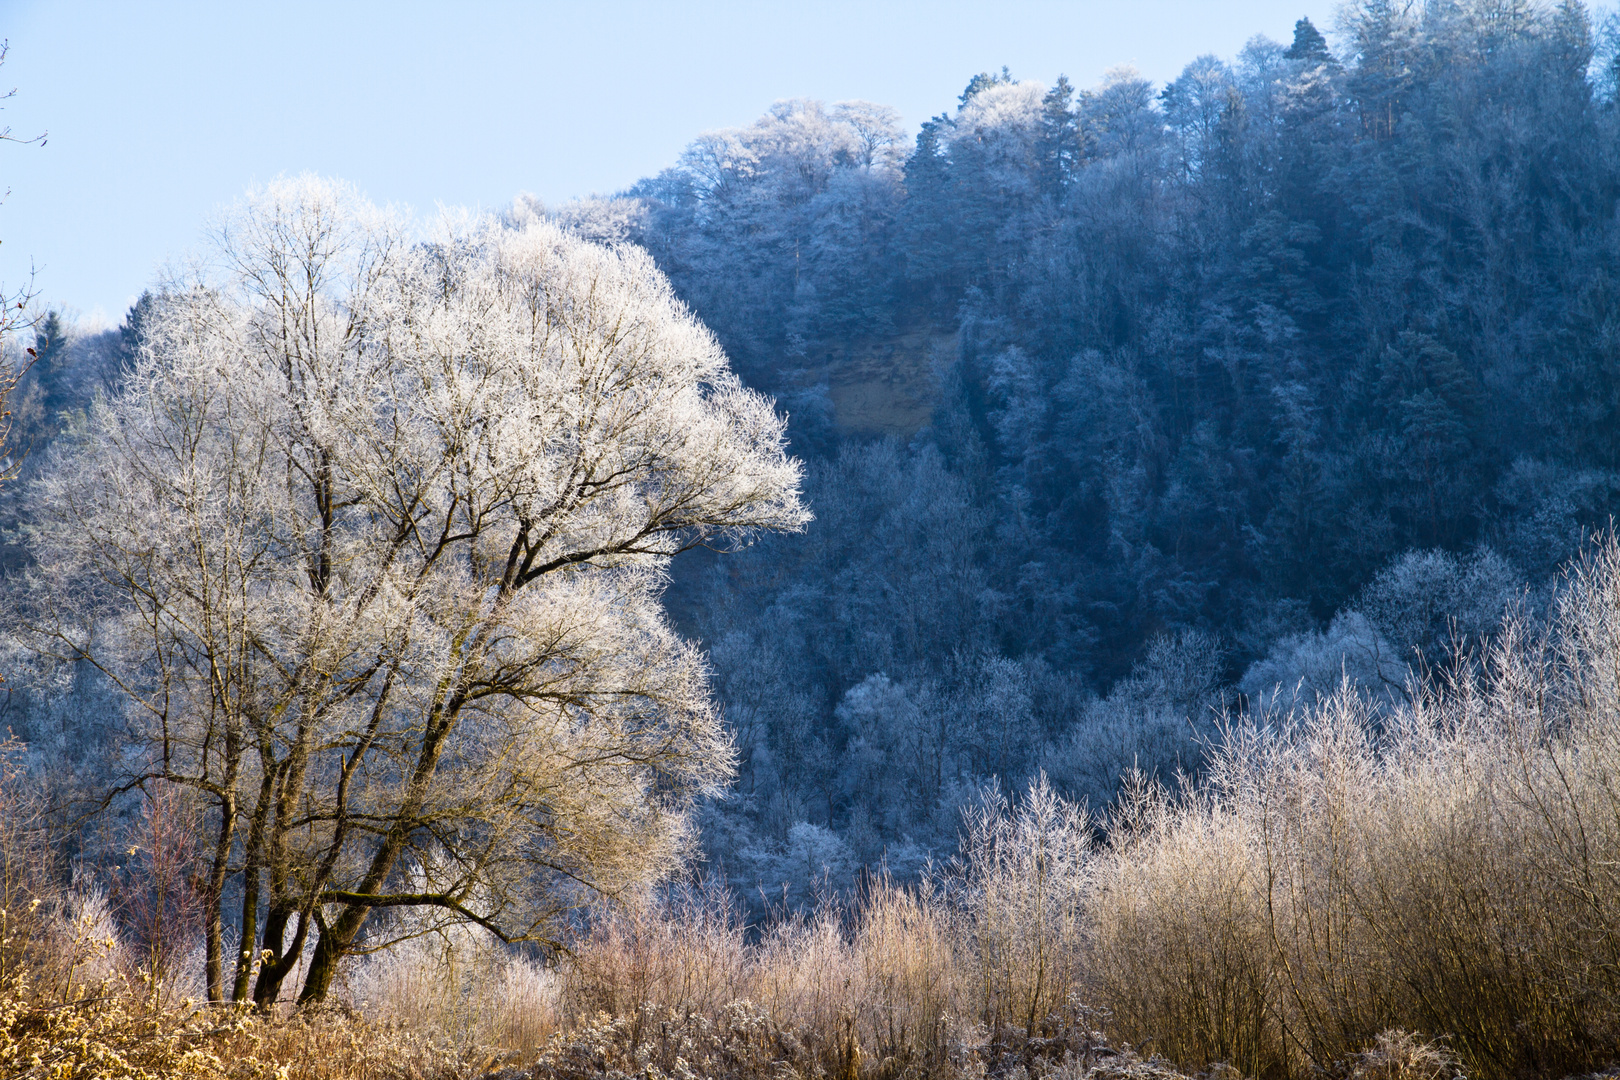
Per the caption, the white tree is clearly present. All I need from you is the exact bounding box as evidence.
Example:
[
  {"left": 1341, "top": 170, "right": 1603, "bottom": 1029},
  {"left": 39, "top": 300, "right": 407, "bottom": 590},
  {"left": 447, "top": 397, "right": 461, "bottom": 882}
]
[{"left": 18, "top": 176, "right": 809, "bottom": 1005}]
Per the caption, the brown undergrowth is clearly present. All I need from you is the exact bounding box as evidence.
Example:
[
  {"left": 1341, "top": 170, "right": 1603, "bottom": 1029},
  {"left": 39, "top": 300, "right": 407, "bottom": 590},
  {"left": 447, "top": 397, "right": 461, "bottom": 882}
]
[
  {"left": 507, "top": 998, "right": 1181, "bottom": 1080},
  {"left": 22, "top": 534, "right": 1620, "bottom": 1079},
  {"left": 0, "top": 971, "right": 471, "bottom": 1080}
]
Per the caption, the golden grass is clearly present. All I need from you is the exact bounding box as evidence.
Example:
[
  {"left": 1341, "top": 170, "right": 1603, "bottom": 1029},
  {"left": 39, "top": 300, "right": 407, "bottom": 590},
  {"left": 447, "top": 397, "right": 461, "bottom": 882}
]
[
  {"left": 0, "top": 968, "right": 475, "bottom": 1080},
  {"left": 21, "top": 539, "right": 1620, "bottom": 1079},
  {"left": 1082, "top": 541, "right": 1620, "bottom": 1080}
]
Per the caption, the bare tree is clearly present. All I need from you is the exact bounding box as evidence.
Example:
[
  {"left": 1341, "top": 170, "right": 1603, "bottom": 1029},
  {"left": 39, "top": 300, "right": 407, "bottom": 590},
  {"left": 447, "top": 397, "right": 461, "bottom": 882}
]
[
  {"left": 0, "top": 38, "right": 46, "bottom": 472},
  {"left": 18, "top": 176, "right": 809, "bottom": 1005}
]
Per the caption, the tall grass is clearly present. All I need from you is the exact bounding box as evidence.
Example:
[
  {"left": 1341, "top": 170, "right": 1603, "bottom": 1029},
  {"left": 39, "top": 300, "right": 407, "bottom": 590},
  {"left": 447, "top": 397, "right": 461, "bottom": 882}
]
[
  {"left": 546, "top": 777, "right": 1095, "bottom": 1079},
  {"left": 532, "top": 537, "right": 1620, "bottom": 1080},
  {"left": 18, "top": 540, "right": 1620, "bottom": 1079},
  {"left": 1088, "top": 538, "right": 1620, "bottom": 1080}
]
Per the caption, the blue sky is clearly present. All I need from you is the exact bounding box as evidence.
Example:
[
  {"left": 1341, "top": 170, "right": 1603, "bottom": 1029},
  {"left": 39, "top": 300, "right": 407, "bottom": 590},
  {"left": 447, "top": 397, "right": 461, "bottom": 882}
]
[{"left": 0, "top": 1, "right": 1335, "bottom": 324}]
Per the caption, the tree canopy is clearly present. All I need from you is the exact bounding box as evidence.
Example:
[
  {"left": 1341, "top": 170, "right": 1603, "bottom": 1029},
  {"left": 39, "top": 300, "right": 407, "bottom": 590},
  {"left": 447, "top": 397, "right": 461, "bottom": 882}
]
[{"left": 17, "top": 177, "right": 807, "bottom": 1003}]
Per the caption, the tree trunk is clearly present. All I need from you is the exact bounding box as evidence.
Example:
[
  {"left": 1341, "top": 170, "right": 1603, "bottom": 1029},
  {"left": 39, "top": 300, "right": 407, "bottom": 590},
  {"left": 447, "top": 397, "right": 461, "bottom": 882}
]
[
  {"left": 296, "top": 699, "right": 464, "bottom": 1004},
  {"left": 298, "top": 902, "right": 369, "bottom": 1006},
  {"left": 253, "top": 907, "right": 311, "bottom": 1006},
  {"left": 232, "top": 769, "right": 276, "bottom": 1002},
  {"left": 251, "top": 903, "right": 294, "bottom": 1005},
  {"left": 204, "top": 787, "right": 236, "bottom": 1002}
]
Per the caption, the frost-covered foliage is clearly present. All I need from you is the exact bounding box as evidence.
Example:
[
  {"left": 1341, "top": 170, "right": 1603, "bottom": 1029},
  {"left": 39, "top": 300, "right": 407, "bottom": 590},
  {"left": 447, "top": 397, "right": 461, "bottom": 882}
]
[
  {"left": 12, "top": 176, "right": 808, "bottom": 1005},
  {"left": 1242, "top": 547, "right": 1525, "bottom": 711},
  {"left": 949, "top": 775, "right": 1091, "bottom": 1034},
  {"left": 629, "top": 98, "right": 908, "bottom": 364},
  {"left": 1089, "top": 536, "right": 1620, "bottom": 1080},
  {"left": 1240, "top": 610, "right": 1407, "bottom": 712},
  {"left": 1040, "top": 630, "right": 1225, "bottom": 810},
  {"left": 575, "top": 0, "right": 1620, "bottom": 895},
  {"left": 15, "top": 1, "right": 1620, "bottom": 1036}
]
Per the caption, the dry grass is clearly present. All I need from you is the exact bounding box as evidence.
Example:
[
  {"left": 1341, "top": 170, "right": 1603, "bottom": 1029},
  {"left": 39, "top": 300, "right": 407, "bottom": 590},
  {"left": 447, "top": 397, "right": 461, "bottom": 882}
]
[
  {"left": 20, "top": 538, "right": 1620, "bottom": 1080},
  {"left": 525, "top": 542, "right": 1620, "bottom": 1080},
  {"left": 0, "top": 965, "right": 477, "bottom": 1079},
  {"left": 541, "top": 778, "right": 1100, "bottom": 1080},
  {"left": 1084, "top": 538, "right": 1620, "bottom": 1080},
  {"left": 0, "top": 887, "right": 476, "bottom": 1079},
  {"left": 0, "top": 740, "right": 489, "bottom": 1079}
]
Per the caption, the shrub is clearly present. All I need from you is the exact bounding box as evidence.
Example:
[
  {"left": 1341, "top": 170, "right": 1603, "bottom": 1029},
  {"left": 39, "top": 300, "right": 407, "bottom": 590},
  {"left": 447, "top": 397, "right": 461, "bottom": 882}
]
[{"left": 1081, "top": 535, "right": 1620, "bottom": 1080}]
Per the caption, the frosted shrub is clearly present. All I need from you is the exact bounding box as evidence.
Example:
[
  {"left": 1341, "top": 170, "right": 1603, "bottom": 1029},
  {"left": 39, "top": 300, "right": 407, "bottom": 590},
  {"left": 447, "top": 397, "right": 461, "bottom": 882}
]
[
  {"left": 750, "top": 901, "right": 864, "bottom": 1050},
  {"left": 1348, "top": 1030, "right": 1462, "bottom": 1080},
  {"left": 848, "top": 876, "right": 961, "bottom": 1067},
  {"left": 51, "top": 878, "right": 128, "bottom": 997},
  {"left": 344, "top": 916, "right": 560, "bottom": 1056},
  {"left": 951, "top": 774, "right": 1091, "bottom": 1038},
  {"left": 1089, "top": 772, "right": 1275, "bottom": 1077},
  {"left": 1082, "top": 534, "right": 1620, "bottom": 1080},
  {"left": 564, "top": 880, "right": 748, "bottom": 1029},
  {"left": 553, "top": 781, "right": 1099, "bottom": 1079}
]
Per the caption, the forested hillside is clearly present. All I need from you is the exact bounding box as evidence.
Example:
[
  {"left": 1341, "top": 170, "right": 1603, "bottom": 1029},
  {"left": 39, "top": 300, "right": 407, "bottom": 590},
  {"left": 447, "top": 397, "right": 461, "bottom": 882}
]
[
  {"left": 16, "top": 1, "right": 1620, "bottom": 905},
  {"left": 614, "top": 1, "right": 1620, "bottom": 895}
]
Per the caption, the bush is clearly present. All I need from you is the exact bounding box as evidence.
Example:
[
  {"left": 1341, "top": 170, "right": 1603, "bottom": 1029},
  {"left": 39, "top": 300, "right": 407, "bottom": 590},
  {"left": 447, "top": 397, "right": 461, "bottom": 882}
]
[
  {"left": 19, "top": 534, "right": 1620, "bottom": 1080},
  {"left": 1083, "top": 535, "right": 1620, "bottom": 1080}
]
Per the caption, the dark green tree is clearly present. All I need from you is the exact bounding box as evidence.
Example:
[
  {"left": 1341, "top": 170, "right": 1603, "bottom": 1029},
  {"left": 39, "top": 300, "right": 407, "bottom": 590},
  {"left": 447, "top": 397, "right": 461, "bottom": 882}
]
[{"left": 1283, "top": 16, "right": 1332, "bottom": 63}]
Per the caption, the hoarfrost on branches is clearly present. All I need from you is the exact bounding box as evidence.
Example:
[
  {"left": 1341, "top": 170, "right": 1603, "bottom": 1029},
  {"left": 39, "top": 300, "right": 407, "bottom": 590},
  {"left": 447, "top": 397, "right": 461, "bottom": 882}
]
[{"left": 18, "top": 175, "right": 809, "bottom": 1005}]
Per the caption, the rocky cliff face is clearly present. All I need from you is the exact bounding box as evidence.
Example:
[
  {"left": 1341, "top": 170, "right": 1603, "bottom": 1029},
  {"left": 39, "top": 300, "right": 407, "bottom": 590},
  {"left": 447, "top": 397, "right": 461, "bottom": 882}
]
[{"left": 818, "top": 330, "right": 954, "bottom": 438}]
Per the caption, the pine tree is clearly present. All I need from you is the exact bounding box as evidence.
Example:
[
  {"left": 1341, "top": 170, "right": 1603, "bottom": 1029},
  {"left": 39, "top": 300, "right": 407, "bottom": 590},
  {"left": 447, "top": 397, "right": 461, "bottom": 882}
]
[
  {"left": 959, "top": 66, "right": 1013, "bottom": 106},
  {"left": 900, "top": 115, "right": 959, "bottom": 307},
  {"left": 1035, "top": 76, "right": 1081, "bottom": 199},
  {"left": 1283, "top": 16, "right": 1332, "bottom": 64}
]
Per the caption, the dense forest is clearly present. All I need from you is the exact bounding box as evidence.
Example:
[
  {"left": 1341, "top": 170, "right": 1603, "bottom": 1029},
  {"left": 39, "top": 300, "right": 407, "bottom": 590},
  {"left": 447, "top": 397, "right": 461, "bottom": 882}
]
[
  {"left": 14, "top": 0, "right": 1620, "bottom": 912},
  {"left": 631, "top": 0, "right": 1620, "bottom": 898}
]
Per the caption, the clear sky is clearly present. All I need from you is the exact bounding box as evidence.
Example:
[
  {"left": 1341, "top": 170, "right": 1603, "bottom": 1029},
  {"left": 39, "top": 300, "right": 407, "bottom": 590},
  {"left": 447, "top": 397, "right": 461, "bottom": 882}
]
[{"left": 0, "top": 1, "right": 1337, "bottom": 325}]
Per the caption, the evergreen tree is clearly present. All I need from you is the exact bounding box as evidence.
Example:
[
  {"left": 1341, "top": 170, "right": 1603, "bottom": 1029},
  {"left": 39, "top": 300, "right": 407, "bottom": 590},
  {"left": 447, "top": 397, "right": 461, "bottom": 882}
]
[
  {"left": 959, "top": 65, "right": 1013, "bottom": 105},
  {"left": 1283, "top": 16, "right": 1332, "bottom": 63},
  {"left": 1035, "top": 75, "right": 1082, "bottom": 198}
]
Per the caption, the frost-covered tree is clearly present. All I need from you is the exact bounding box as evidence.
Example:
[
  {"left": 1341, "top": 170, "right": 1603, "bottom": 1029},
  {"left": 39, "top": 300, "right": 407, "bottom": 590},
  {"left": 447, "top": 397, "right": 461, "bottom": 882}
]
[
  {"left": 570, "top": 0, "right": 1620, "bottom": 889},
  {"left": 17, "top": 177, "right": 808, "bottom": 1005},
  {"left": 630, "top": 98, "right": 906, "bottom": 371}
]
